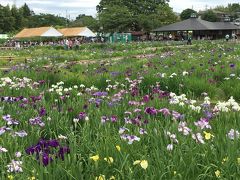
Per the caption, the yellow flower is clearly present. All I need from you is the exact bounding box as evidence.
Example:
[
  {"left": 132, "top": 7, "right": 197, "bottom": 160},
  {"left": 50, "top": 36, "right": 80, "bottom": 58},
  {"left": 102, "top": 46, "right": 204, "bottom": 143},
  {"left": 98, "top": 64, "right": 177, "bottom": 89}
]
[
  {"left": 95, "top": 174, "right": 105, "bottom": 180},
  {"left": 203, "top": 131, "right": 214, "bottom": 140},
  {"left": 116, "top": 145, "right": 121, "bottom": 152},
  {"left": 104, "top": 157, "right": 114, "bottom": 164},
  {"left": 133, "top": 160, "right": 141, "bottom": 165},
  {"left": 28, "top": 177, "right": 36, "bottom": 180},
  {"left": 173, "top": 171, "right": 177, "bottom": 175},
  {"left": 90, "top": 155, "right": 100, "bottom": 162},
  {"left": 7, "top": 175, "right": 14, "bottom": 180},
  {"left": 109, "top": 176, "right": 116, "bottom": 180},
  {"left": 222, "top": 157, "right": 228, "bottom": 164},
  {"left": 140, "top": 160, "right": 148, "bottom": 170},
  {"left": 237, "top": 158, "right": 240, "bottom": 165},
  {"left": 215, "top": 170, "right": 221, "bottom": 178},
  {"left": 133, "top": 160, "right": 148, "bottom": 170}
]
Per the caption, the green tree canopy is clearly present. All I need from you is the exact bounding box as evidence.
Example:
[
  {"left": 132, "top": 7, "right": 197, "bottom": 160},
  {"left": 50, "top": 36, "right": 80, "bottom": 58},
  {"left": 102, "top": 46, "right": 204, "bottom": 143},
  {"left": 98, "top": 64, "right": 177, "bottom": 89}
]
[
  {"left": 99, "top": 5, "right": 133, "bottom": 32},
  {"left": 70, "top": 14, "right": 99, "bottom": 32},
  {"left": 0, "top": 5, "right": 15, "bottom": 33},
  {"left": 0, "top": 3, "right": 68, "bottom": 33},
  {"left": 97, "top": 0, "right": 177, "bottom": 32},
  {"left": 28, "top": 14, "right": 67, "bottom": 27},
  {"left": 214, "top": 3, "right": 240, "bottom": 19},
  {"left": 180, "top": 8, "right": 198, "bottom": 20},
  {"left": 20, "top": 3, "right": 33, "bottom": 17},
  {"left": 201, "top": 10, "right": 217, "bottom": 22}
]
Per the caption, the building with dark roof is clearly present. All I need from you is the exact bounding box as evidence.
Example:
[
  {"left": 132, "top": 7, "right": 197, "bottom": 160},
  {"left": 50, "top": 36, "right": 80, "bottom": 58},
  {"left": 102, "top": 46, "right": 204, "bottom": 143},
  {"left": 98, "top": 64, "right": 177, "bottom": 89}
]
[{"left": 153, "top": 17, "right": 239, "bottom": 40}]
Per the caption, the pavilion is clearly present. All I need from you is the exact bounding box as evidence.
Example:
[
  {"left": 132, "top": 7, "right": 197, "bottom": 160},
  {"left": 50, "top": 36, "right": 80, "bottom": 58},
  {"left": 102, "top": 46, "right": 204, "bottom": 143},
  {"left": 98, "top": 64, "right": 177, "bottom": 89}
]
[{"left": 153, "top": 17, "right": 239, "bottom": 40}]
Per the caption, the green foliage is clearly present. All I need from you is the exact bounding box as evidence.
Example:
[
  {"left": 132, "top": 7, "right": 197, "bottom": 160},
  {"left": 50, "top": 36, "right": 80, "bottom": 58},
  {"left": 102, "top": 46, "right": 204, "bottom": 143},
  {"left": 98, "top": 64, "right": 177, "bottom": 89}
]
[
  {"left": 21, "top": 3, "right": 33, "bottom": 17},
  {"left": 99, "top": 5, "right": 133, "bottom": 32},
  {"left": 28, "top": 14, "right": 68, "bottom": 27},
  {"left": 0, "top": 5, "right": 15, "bottom": 33},
  {"left": 98, "top": 0, "right": 176, "bottom": 32},
  {"left": 180, "top": 8, "right": 198, "bottom": 20},
  {"left": 0, "top": 3, "right": 68, "bottom": 33},
  {"left": 70, "top": 14, "right": 100, "bottom": 32},
  {"left": 201, "top": 10, "right": 218, "bottom": 22},
  {"left": 214, "top": 3, "right": 240, "bottom": 19}
]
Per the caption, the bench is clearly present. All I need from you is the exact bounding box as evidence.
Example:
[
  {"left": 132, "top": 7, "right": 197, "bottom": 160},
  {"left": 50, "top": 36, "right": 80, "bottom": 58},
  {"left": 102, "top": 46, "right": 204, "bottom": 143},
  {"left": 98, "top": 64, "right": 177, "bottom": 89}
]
[
  {"left": 0, "top": 56, "right": 31, "bottom": 62},
  {"left": 0, "top": 56, "right": 15, "bottom": 61},
  {"left": 0, "top": 67, "right": 11, "bottom": 71},
  {"left": 0, "top": 47, "right": 17, "bottom": 50}
]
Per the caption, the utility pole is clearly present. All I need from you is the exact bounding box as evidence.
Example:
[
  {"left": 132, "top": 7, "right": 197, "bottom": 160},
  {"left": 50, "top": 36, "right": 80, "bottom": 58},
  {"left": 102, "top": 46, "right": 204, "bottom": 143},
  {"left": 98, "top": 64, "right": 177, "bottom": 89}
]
[
  {"left": 66, "top": 10, "right": 68, "bottom": 27},
  {"left": 205, "top": 5, "right": 208, "bottom": 10},
  {"left": 13, "top": 0, "right": 16, "bottom": 6}
]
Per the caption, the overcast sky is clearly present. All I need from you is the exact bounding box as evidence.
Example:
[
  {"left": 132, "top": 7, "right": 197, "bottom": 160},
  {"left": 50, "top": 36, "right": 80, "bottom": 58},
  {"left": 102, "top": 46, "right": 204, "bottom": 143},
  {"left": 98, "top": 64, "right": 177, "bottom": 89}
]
[{"left": 0, "top": 0, "right": 239, "bottom": 19}]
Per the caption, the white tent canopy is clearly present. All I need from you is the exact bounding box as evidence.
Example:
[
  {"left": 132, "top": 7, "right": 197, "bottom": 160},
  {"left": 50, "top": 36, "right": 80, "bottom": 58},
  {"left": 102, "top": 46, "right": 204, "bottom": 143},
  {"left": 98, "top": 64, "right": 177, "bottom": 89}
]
[
  {"left": 15, "top": 27, "right": 63, "bottom": 38},
  {"left": 59, "top": 27, "right": 96, "bottom": 37},
  {"left": 78, "top": 28, "right": 96, "bottom": 37},
  {"left": 41, "top": 27, "right": 63, "bottom": 37}
]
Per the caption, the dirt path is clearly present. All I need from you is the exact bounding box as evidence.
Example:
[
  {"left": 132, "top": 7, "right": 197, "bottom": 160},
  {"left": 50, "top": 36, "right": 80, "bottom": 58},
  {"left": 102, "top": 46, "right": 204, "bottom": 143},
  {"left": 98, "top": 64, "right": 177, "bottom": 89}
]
[{"left": 1, "top": 44, "right": 195, "bottom": 71}]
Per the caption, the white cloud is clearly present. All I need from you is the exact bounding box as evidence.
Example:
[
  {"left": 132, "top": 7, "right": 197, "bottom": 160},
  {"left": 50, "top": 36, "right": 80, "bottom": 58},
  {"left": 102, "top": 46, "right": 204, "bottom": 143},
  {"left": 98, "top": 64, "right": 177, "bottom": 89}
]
[{"left": 169, "top": 0, "right": 240, "bottom": 13}]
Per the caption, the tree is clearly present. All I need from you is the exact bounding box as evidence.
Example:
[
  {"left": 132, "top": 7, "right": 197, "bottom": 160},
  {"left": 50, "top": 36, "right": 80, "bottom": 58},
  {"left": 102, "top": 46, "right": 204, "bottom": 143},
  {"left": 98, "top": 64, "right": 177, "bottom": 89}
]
[
  {"left": 180, "top": 8, "right": 197, "bottom": 20},
  {"left": 201, "top": 10, "right": 217, "bottom": 22},
  {"left": 11, "top": 5, "right": 25, "bottom": 30},
  {"left": 136, "top": 4, "right": 178, "bottom": 32},
  {"left": 71, "top": 14, "right": 99, "bottom": 31},
  {"left": 228, "top": 3, "right": 240, "bottom": 19},
  {"left": 20, "top": 3, "right": 33, "bottom": 17},
  {"left": 228, "top": 3, "right": 240, "bottom": 13},
  {"left": 0, "top": 5, "right": 15, "bottom": 33},
  {"left": 28, "top": 14, "right": 68, "bottom": 28},
  {"left": 0, "top": 3, "right": 72, "bottom": 33},
  {"left": 214, "top": 3, "right": 240, "bottom": 20},
  {"left": 97, "top": 0, "right": 176, "bottom": 32},
  {"left": 99, "top": 5, "right": 133, "bottom": 32}
]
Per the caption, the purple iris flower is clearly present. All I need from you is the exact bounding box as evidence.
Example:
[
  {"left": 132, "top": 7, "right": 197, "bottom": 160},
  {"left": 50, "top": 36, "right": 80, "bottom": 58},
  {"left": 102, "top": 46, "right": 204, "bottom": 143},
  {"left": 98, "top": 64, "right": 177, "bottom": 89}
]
[
  {"left": 93, "top": 92, "right": 108, "bottom": 97},
  {"left": 30, "top": 95, "right": 42, "bottom": 103},
  {"left": 204, "top": 111, "right": 213, "bottom": 119},
  {"left": 110, "top": 115, "right": 118, "bottom": 122},
  {"left": 78, "top": 112, "right": 86, "bottom": 120},
  {"left": 58, "top": 146, "right": 70, "bottom": 160},
  {"left": 14, "top": 130, "right": 28, "bottom": 137},
  {"left": 42, "top": 153, "right": 53, "bottom": 166},
  {"left": 142, "top": 95, "right": 150, "bottom": 103},
  {"left": 39, "top": 107, "right": 46, "bottom": 117},
  {"left": 29, "top": 117, "right": 45, "bottom": 127},
  {"left": 26, "top": 146, "right": 35, "bottom": 155},
  {"left": 25, "top": 138, "right": 70, "bottom": 166},
  {"left": 172, "top": 111, "right": 182, "bottom": 120},
  {"left": 159, "top": 108, "right": 171, "bottom": 116},
  {"left": 48, "top": 139, "right": 60, "bottom": 148},
  {"left": 2, "top": 115, "right": 19, "bottom": 125},
  {"left": 145, "top": 107, "right": 158, "bottom": 115}
]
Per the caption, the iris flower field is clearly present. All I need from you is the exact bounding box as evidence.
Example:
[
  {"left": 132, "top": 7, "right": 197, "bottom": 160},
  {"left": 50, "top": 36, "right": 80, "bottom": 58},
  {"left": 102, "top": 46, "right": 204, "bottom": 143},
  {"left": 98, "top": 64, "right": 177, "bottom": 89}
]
[{"left": 1, "top": 41, "right": 240, "bottom": 179}]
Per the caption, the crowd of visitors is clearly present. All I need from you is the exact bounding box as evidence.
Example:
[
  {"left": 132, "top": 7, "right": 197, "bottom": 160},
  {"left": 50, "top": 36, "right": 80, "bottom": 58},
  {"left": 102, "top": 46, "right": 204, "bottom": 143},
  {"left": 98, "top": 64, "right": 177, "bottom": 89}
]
[
  {"left": 0, "top": 32, "right": 238, "bottom": 49},
  {"left": 2, "top": 37, "right": 100, "bottom": 49}
]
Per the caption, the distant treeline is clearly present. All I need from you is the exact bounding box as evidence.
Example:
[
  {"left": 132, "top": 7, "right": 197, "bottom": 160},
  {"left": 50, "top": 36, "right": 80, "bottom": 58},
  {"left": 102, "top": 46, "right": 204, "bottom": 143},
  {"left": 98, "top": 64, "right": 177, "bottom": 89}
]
[
  {"left": 0, "top": 2, "right": 239, "bottom": 34},
  {"left": 0, "top": 3, "right": 99, "bottom": 34}
]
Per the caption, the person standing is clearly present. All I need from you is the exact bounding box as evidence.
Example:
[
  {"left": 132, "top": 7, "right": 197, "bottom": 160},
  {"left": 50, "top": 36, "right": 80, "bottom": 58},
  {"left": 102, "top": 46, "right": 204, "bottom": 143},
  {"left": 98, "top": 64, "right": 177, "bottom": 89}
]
[
  {"left": 225, "top": 34, "right": 229, "bottom": 42},
  {"left": 187, "top": 33, "right": 192, "bottom": 45}
]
